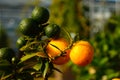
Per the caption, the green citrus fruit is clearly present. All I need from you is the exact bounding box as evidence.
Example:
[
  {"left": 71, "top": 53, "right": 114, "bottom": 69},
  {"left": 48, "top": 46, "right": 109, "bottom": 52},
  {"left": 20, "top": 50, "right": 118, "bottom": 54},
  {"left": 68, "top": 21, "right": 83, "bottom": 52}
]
[
  {"left": 16, "top": 36, "right": 27, "bottom": 49},
  {"left": 31, "top": 6, "right": 49, "bottom": 24},
  {"left": 0, "top": 60, "right": 13, "bottom": 71},
  {"left": 18, "top": 18, "right": 40, "bottom": 37},
  {"left": 12, "top": 57, "right": 20, "bottom": 64},
  {"left": 0, "top": 47, "right": 15, "bottom": 62},
  {"left": 44, "top": 24, "right": 60, "bottom": 38}
]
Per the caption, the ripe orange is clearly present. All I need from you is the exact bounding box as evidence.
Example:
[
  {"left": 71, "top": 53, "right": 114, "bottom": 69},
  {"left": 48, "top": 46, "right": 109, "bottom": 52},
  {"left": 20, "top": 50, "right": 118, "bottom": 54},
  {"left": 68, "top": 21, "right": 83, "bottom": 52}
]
[
  {"left": 112, "top": 78, "right": 120, "bottom": 80},
  {"left": 46, "top": 38, "right": 70, "bottom": 65},
  {"left": 70, "top": 40, "right": 94, "bottom": 66}
]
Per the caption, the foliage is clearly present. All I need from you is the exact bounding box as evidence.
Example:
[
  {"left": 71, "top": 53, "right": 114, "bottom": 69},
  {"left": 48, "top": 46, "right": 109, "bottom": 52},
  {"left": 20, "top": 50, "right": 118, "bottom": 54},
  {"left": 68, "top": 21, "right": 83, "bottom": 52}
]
[
  {"left": 69, "top": 15, "right": 120, "bottom": 80},
  {"left": 0, "top": 6, "right": 66, "bottom": 80},
  {"left": 50, "top": 0, "right": 90, "bottom": 39},
  {"left": 50, "top": 0, "right": 120, "bottom": 80},
  {"left": 0, "top": 6, "right": 77, "bottom": 80},
  {"left": 1, "top": 0, "right": 119, "bottom": 80}
]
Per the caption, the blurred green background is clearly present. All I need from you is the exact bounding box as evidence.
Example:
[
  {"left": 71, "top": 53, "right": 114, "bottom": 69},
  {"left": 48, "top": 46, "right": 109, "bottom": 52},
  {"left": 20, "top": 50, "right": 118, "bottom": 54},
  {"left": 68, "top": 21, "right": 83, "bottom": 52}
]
[{"left": 0, "top": 0, "right": 120, "bottom": 80}]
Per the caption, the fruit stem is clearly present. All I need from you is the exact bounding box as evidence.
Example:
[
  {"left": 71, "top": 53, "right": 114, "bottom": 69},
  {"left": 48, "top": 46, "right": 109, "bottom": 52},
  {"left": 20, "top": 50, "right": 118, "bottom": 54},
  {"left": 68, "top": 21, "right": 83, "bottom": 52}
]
[
  {"left": 61, "top": 27, "right": 73, "bottom": 50},
  {"left": 49, "top": 44, "right": 65, "bottom": 60}
]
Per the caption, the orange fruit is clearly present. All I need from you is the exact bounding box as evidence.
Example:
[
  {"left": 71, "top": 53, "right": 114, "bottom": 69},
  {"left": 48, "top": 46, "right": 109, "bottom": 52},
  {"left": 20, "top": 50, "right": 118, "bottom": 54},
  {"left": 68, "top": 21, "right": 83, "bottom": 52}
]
[
  {"left": 70, "top": 40, "right": 94, "bottom": 66},
  {"left": 46, "top": 38, "right": 70, "bottom": 65},
  {"left": 112, "top": 78, "right": 120, "bottom": 80}
]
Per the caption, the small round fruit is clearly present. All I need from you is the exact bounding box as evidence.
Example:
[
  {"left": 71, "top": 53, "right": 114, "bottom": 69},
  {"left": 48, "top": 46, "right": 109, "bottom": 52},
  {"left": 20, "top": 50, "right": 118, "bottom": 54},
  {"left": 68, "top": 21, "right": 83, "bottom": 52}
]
[
  {"left": 112, "top": 78, "right": 120, "bottom": 80},
  {"left": 46, "top": 38, "right": 70, "bottom": 65},
  {"left": 0, "top": 60, "right": 12, "bottom": 71},
  {"left": 0, "top": 47, "right": 15, "bottom": 62},
  {"left": 70, "top": 40, "right": 94, "bottom": 66},
  {"left": 12, "top": 57, "right": 20, "bottom": 64},
  {"left": 52, "top": 50, "right": 70, "bottom": 65},
  {"left": 18, "top": 18, "right": 39, "bottom": 36},
  {"left": 16, "top": 36, "right": 27, "bottom": 49},
  {"left": 31, "top": 6, "right": 49, "bottom": 24},
  {"left": 44, "top": 23, "right": 60, "bottom": 38}
]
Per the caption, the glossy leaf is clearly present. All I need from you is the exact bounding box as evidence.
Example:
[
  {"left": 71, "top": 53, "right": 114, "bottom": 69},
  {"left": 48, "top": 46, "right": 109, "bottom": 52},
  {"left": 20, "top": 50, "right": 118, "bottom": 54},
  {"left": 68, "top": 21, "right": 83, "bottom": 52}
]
[
  {"left": 43, "top": 61, "right": 49, "bottom": 78},
  {"left": 33, "top": 62, "right": 42, "bottom": 71},
  {"left": 19, "top": 53, "right": 36, "bottom": 64}
]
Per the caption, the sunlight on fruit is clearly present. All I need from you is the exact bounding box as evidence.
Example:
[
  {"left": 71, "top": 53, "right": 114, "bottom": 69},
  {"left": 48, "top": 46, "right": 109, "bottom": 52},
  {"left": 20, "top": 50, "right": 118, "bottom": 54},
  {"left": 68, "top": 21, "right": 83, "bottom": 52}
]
[
  {"left": 70, "top": 40, "right": 94, "bottom": 66},
  {"left": 0, "top": 0, "right": 120, "bottom": 80}
]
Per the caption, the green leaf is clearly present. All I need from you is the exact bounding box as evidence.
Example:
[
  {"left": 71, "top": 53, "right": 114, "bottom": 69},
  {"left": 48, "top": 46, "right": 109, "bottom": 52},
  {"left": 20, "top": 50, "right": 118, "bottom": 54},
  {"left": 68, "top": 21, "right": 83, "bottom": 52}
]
[
  {"left": 40, "top": 61, "right": 45, "bottom": 74},
  {"left": 0, "top": 60, "right": 12, "bottom": 71},
  {"left": 19, "top": 53, "right": 36, "bottom": 64},
  {"left": 103, "top": 44, "right": 109, "bottom": 52},
  {"left": 0, "top": 73, "right": 13, "bottom": 80},
  {"left": 43, "top": 61, "right": 49, "bottom": 78},
  {"left": 109, "top": 50, "right": 117, "bottom": 58},
  {"left": 0, "top": 60, "right": 11, "bottom": 66},
  {"left": 36, "top": 52, "right": 48, "bottom": 58},
  {"left": 33, "top": 62, "right": 42, "bottom": 71},
  {"left": 99, "top": 57, "right": 108, "bottom": 66}
]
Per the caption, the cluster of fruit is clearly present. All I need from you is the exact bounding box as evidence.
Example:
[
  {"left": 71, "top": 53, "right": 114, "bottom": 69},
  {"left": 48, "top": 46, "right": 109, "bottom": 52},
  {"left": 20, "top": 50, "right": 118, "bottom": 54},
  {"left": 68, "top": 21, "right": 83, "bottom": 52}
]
[{"left": 0, "top": 6, "right": 94, "bottom": 80}]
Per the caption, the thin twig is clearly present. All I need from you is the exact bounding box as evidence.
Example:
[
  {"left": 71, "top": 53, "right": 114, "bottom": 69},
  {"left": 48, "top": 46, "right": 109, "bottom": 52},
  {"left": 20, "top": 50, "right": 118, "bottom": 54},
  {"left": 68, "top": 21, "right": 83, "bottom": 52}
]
[{"left": 61, "top": 27, "right": 73, "bottom": 50}]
